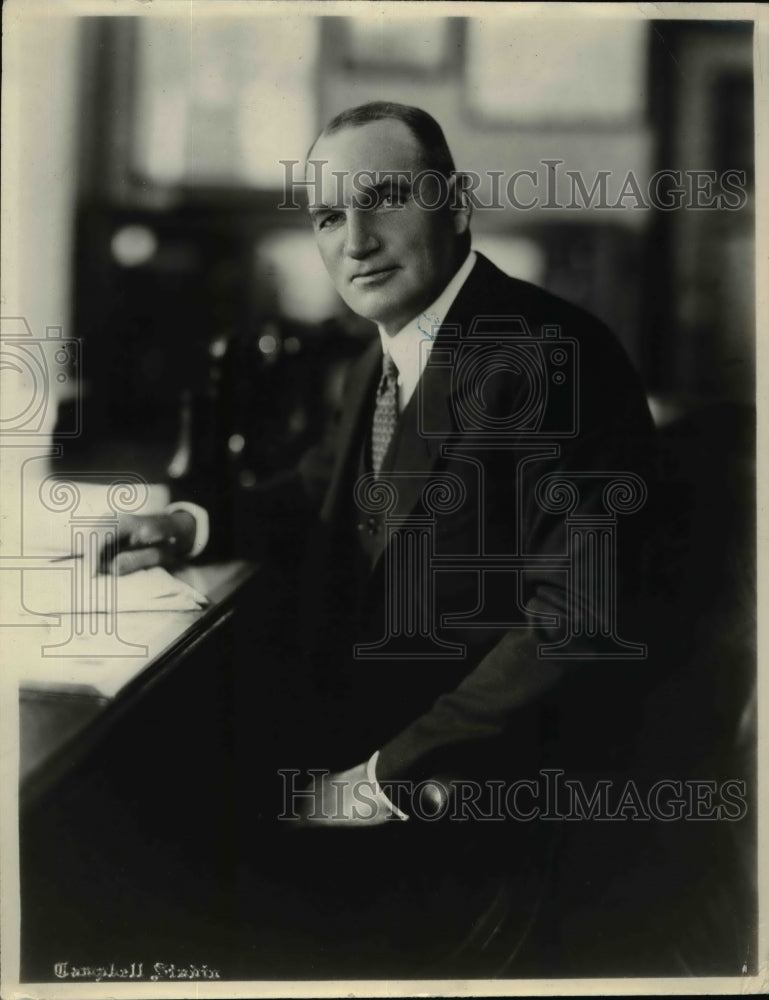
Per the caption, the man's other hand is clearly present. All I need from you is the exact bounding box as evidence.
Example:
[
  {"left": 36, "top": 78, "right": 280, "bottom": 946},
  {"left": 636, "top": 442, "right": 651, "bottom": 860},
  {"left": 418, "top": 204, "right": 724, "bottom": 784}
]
[
  {"left": 98, "top": 511, "right": 196, "bottom": 576},
  {"left": 296, "top": 762, "right": 399, "bottom": 828}
]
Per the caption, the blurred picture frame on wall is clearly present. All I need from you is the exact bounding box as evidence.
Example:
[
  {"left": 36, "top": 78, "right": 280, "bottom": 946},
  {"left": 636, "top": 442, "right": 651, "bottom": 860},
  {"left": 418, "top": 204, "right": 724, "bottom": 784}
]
[
  {"left": 464, "top": 18, "right": 648, "bottom": 127},
  {"left": 132, "top": 15, "right": 320, "bottom": 189},
  {"left": 326, "top": 16, "right": 459, "bottom": 76}
]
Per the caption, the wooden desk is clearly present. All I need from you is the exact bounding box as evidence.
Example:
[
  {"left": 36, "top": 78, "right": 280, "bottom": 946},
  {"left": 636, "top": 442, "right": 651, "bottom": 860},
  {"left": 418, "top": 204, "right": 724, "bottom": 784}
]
[{"left": 17, "top": 561, "right": 255, "bottom": 803}]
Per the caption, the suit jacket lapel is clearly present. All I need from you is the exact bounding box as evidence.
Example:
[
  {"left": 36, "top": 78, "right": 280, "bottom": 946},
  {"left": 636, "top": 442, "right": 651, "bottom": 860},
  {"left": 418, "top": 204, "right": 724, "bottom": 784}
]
[
  {"left": 365, "top": 256, "right": 500, "bottom": 569},
  {"left": 320, "top": 339, "right": 381, "bottom": 525}
]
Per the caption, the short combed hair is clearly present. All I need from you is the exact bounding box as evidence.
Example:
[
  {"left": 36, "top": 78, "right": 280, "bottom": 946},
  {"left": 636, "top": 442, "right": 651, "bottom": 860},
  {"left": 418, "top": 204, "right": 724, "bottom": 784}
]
[{"left": 310, "top": 101, "right": 457, "bottom": 178}]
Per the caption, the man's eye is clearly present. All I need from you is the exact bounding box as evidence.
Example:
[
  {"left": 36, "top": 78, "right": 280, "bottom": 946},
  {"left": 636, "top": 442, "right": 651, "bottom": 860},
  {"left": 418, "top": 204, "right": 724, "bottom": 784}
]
[
  {"left": 317, "top": 212, "right": 342, "bottom": 230},
  {"left": 378, "top": 190, "right": 407, "bottom": 210}
]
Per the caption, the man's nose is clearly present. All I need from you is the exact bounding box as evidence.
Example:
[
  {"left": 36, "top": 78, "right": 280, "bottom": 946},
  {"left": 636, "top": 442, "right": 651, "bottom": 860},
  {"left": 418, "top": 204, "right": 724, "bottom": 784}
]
[{"left": 344, "top": 209, "right": 379, "bottom": 259}]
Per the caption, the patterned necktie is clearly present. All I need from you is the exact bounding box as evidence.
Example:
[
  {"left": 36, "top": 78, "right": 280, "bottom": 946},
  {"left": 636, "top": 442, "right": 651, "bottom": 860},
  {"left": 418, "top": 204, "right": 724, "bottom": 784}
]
[{"left": 370, "top": 351, "right": 399, "bottom": 478}]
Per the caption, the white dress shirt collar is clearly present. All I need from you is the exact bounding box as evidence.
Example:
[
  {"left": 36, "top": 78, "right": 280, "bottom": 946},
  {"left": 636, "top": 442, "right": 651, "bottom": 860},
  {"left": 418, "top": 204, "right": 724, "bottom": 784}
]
[{"left": 377, "top": 250, "right": 477, "bottom": 410}]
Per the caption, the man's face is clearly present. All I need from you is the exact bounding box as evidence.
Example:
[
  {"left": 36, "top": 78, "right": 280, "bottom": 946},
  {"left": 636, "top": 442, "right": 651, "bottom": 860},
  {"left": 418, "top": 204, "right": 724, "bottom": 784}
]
[{"left": 307, "top": 120, "right": 469, "bottom": 336}]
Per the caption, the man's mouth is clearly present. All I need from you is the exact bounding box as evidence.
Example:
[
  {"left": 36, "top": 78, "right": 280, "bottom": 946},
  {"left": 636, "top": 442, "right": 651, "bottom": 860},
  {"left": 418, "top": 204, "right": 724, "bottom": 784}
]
[{"left": 351, "top": 267, "right": 397, "bottom": 285}]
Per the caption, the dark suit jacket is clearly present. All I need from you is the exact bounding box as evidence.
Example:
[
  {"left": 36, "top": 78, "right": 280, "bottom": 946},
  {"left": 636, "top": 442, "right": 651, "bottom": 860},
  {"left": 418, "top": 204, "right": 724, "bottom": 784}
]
[{"left": 290, "top": 253, "right": 658, "bottom": 785}]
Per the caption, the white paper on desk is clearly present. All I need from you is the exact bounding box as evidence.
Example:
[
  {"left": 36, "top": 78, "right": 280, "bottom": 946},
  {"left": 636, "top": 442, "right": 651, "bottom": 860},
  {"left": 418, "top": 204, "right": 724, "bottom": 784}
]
[
  {"left": 16, "top": 481, "right": 172, "bottom": 558},
  {"left": 19, "top": 564, "right": 209, "bottom": 615}
]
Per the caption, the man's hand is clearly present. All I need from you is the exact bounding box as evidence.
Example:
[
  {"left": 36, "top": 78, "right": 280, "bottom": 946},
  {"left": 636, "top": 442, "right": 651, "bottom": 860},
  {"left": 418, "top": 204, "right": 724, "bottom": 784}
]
[
  {"left": 296, "top": 762, "right": 401, "bottom": 828},
  {"left": 99, "top": 511, "right": 197, "bottom": 576}
]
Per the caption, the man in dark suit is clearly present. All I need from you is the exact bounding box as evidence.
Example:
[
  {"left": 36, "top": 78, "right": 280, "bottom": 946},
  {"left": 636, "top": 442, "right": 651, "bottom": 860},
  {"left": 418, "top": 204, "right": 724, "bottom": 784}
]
[{"left": 108, "top": 101, "right": 657, "bottom": 830}]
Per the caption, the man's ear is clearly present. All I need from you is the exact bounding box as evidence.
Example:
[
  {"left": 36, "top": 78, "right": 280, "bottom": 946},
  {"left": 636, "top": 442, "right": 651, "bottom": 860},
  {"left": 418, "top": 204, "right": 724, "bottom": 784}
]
[{"left": 448, "top": 173, "right": 473, "bottom": 236}]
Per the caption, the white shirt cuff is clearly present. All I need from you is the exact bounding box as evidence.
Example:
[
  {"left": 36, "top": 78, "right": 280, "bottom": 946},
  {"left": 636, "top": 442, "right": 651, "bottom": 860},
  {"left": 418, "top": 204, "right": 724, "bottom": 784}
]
[
  {"left": 367, "top": 751, "right": 409, "bottom": 821},
  {"left": 164, "top": 501, "right": 210, "bottom": 559}
]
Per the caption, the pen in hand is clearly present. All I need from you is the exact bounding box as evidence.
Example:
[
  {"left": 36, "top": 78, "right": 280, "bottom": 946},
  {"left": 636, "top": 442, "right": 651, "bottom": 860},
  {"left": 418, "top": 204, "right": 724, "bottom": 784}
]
[
  {"left": 47, "top": 532, "right": 171, "bottom": 575},
  {"left": 48, "top": 551, "right": 114, "bottom": 577},
  {"left": 48, "top": 544, "right": 166, "bottom": 575}
]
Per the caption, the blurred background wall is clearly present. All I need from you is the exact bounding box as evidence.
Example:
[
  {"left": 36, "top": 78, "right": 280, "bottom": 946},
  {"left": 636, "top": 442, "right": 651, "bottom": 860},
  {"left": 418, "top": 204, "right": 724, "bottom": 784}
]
[{"left": 3, "top": 8, "right": 756, "bottom": 488}]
